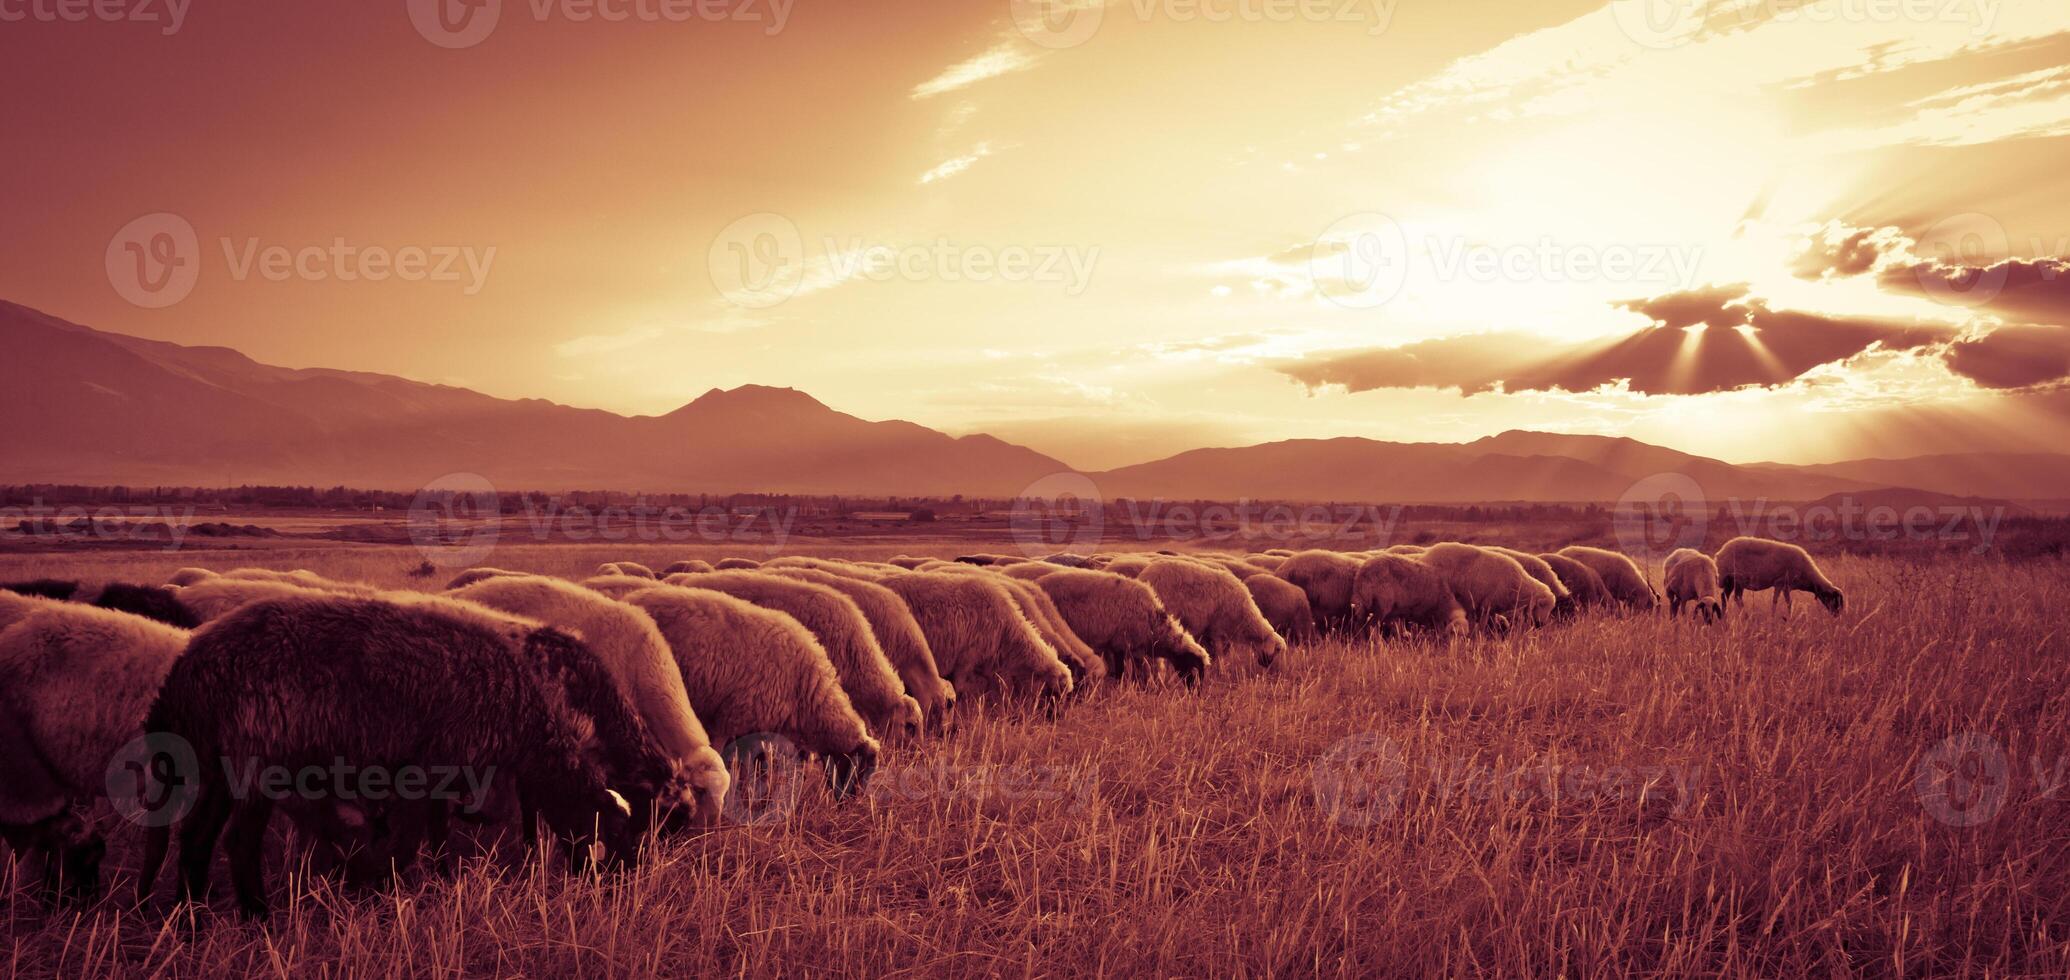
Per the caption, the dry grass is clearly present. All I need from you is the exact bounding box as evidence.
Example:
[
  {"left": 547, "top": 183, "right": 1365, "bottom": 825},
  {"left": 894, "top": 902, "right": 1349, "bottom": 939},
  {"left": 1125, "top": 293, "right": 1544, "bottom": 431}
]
[{"left": 3, "top": 548, "right": 2068, "bottom": 976}]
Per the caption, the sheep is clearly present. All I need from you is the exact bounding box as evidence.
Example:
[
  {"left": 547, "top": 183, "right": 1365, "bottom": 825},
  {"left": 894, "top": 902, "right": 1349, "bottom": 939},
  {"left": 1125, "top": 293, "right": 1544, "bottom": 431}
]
[
  {"left": 1243, "top": 573, "right": 1317, "bottom": 644},
  {"left": 1350, "top": 554, "right": 1468, "bottom": 639},
  {"left": 886, "top": 555, "right": 930, "bottom": 569},
  {"left": 762, "top": 567, "right": 959, "bottom": 722},
  {"left": 924, "top": 566, "right": 1107, "bottom": 687},
  {"left": 449, "top": 576, "right": 730, "bottom": 823},
  {"left": 1486, "top": 547, "right": 1576, "bottom": 619},
  {"left": 0, "top": 589, "right": 58, "bottom": 632},
  {"left": 1715, "top": 537, "right": 1844, "bottom": 617},
  {"left": 1138, "top": 558, "right": 1286, "bottom": 669},
  {"left": 597, "top": 561, "right": 657, "bottom": 580},
  {"left": 0, "top": 603, "right": 189, "bottom": 900},
  {"left": 1000, "top": 562, "right": 1061, "bottom": 582},
  {"left": 623, "top": 586, "right": 879, "bottom": 797},
  {"left": 1555, "top": 546, "right": 1662, "bottom": 612},
  {"left": 160, "top": 578, "right": 375, "bottom": 624},
  {"left": 1043, "top": 553, "right": 1094, "bottom": 568},
  {"left": 166, "top": 567, "right": 218, "bottom": 586},
  {"left": 220, "top": 568, "right": 358, "bottom": 590},
  {"left": 1034, "top": 569, "right": 1210, "bottom": 686},
  {"left": 1383, "top": 544, "right": 1427, "bottom": 556},
  {"left": 877, "top": 573, "right": 1075, "bottom": 703},
  {"left": 3, "top": 579, "right": 82, "bottom": 600},
  {"left": 714, "top": 557, "right": 762, "bottom": 570},
  {"left": 1536, "top": 553, "right": 1616, "bottom": 613},
  {"left": 1662, "top": 548, "right": 1724, "bottom": 623},
  {"left": 660, "top": 571, "right": 922, "bottom": 740},
  {"left": 138, "top": 594, "right": 638, "bottom": 918},
  {"left": 584, "top": 574, "right": 664, "bottom": 599},
  {"left": 1242, "top": 554, "right": 1284, "bottom": 573},
  {"left": 1417, "top": 544, "right": 1555, "bottom": 630},
  {"left": 1274, "top": 550, "right": 1365, "bottom": 633},
  {"left": 444, "top": 567, "right": 531, "bottom": 590},
  {"left": 661, "top": 560, "right": 715, "bottom": 575},
  {"left": 1097, "top": 555, "right": 1153, "bottom": 578}
]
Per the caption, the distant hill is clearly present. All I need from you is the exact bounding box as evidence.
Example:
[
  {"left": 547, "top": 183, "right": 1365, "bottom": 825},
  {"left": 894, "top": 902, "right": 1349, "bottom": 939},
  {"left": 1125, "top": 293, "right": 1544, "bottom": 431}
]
[{"left": 7, "top": 299, "right": 2067, "bottom": 503}]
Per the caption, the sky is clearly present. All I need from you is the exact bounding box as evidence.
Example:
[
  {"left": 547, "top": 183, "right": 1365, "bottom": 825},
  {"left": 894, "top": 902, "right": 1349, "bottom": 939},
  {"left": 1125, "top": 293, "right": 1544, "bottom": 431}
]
[{"left": 3, "top": 0, "right": 2068, "bottom": 470}]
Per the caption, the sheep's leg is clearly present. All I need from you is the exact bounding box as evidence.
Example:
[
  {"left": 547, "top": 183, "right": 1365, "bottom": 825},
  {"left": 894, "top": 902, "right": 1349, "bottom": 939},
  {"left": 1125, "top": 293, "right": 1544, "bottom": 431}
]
[
  {"left": 224, "top": 796, "right": 275, "bottom": 919},
  {"left": 176, "top": 786, "right": 232, "bottom": 905}
]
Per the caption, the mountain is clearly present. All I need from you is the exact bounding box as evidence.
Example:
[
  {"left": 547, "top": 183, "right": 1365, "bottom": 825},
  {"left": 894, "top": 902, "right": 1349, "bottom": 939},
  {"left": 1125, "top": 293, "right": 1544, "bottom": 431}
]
[
  {"left": 0, "top": 301, "right": 1070, "bottom": 495},
  {"left": 6, "top": 300, "right": 2065, "bottom": 503}
]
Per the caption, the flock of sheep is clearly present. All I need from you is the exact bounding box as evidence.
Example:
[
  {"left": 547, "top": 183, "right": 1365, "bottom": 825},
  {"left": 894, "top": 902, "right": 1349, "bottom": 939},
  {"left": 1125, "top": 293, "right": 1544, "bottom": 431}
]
[{"left": 0, "top": 534, "right": 1843, "bottom": 919}]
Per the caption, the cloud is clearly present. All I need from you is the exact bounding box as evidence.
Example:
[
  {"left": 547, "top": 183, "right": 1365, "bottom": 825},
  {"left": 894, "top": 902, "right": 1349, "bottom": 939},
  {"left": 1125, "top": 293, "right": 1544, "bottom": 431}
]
[
  {"left": 1945, "top": 325, "right": 2070, "bottom": 388},
  {"left": 919, "top": 141, "right": 1002, "bottom": 184},
  {"left": 911, "top": 43, "right": 1039, "bottom": 100},
  {"left": 1789, "top": 220, "right": 2070, "bottom": 326},
  {"left": 1279, "top": 284, "right": 1954, "bottom": 397}
]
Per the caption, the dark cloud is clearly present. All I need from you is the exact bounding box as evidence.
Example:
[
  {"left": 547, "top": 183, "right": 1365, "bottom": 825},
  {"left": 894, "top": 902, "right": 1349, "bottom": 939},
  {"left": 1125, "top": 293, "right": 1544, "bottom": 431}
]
[
  {"left": 1945, "top": 325, "right": 2070, "bottom": 389},
  {"left": 1883, "top": 257, "right": 2070, "bottom": 324},
  {"left": 1281, "top": 287, "right": 1950, "bottom": 397},
  {"left": 1790, "top": 226, "right": 1889, "bottom": 280}
]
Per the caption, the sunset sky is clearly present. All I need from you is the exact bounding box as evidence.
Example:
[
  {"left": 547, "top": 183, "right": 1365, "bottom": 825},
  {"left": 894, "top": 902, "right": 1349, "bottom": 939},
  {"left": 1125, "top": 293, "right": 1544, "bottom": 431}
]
[{"left": 4, "top": 0, "right": 2068, "bottom": 469}]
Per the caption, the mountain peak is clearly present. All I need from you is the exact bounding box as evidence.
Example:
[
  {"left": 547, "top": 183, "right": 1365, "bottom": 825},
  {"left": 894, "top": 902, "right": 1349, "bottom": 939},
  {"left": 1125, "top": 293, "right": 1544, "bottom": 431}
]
[{"left": 669, "top": 384, "right": 830, "bottom": 418}]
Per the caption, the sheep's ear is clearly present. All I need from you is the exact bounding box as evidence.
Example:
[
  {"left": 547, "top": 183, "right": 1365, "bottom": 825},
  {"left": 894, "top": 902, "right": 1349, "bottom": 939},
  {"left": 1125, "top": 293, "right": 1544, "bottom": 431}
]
[{"left": 606, "top": 788, "right": 632, "bottom": 817}]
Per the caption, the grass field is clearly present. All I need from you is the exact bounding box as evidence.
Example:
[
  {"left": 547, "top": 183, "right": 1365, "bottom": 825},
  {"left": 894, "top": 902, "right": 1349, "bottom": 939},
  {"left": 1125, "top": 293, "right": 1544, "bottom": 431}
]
[{"left": 3, "top": 545, "right": 2068, "bottom": 976}]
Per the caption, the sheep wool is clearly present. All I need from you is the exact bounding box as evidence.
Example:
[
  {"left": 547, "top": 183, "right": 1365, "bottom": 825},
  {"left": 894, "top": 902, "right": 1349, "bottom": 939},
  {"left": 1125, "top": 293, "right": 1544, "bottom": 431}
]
[
  {"left": 1035, "top": 569, "right": 1211, "bottom": 685},
  {"left": 1138, "top": 558, "right": 1286, "bottom": 668},
  {"left": 877, "top": 572, "right": 1074, "bottom": 702},
  {"left": 1715, "top": 536, "right": 1845, "bottom": 616},
  {"left": 1536, "top": 553, "right": 1616, "bottom": 612},
  {"left": 1274, "top": 550, "right": 1365, "bottom": 632},
  {"left": 762, "top": 566, "right": 959, "bottom": 721},
  {"left": 1417, "top": 544, "right": 1556, "bottom": 630},
  {"left": 1350, "top": 554, "right": 1468, "bottom": 638},
  {"left": 1243, "top": 573, "right": 1317, "bottom": 644},
  {"left": 1662, "top": 548, "right": 1725, "bottom": 623},
  {"left": 1555, "top": 546, "right": 1662, "bottom": 612}
]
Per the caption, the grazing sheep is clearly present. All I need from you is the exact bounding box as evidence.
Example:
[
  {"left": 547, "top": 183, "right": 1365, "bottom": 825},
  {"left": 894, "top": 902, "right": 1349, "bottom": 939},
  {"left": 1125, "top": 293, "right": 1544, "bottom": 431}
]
[
  {"left": 3, "top": 580, "right": 82, "bottom": 600},
  {"left": 1555, "top": 546, "right": 1662, "bottom": 612},
  {"left": 1274, "top": 550, "right": 1364, "bottom": 633},
  {"left": 449, "top": 576, "right": 730, "bottom": 822},
  {"left": 163, "top": 578, "right": 374, "bottom": 624},
  {"left": 714, "top": 558, "right": 762, "bottom": 570},
  {"left": 662, "top": 571, "right": 922, "bottom": 739},
  {"left": 1138, "top": 559, "right": 1286, "bottom": 668},
  {"left": 762, "top": 567, "right": 958, "bottom": 721},
  {"left": 584, "top": 574, "right": 664, "bottom": 599},
  {"left": 0, "top": 589, "right": 58, "bottom": 632},
  {"left": 661, "top": 560, "right": 715, "bottom": 576},
  {"left": 1536, "top": 553, "right": 1616, "bottom": 613},
  {"left": 1097, "top": 555, "right": 1153, "bottom": 578},
  {"left": 910, "top": 564, "right": 1103, "bottom": 687},
  {"left": 166, "top": 568, "right": 218, "bottom": 587},
  {"left": 1043, "top": 553, "right": 1094, "bottom": 568},
  {"left": 886, "top": 555, "right": 930, "bottom": 569},
  {"left": 444, "top": 567, "right": 530, "bottom": 590},
  {"left": 623, "top": 586, "right": 879, "bottom": 796},
  {"left": 999, "top": 562, "right": 1060, "bottom": 582},
  {"left": 0, "top": 604, "right": 189, "bottom": 900},
  {"left": 1417, "top": 544, "right": 1555, "bottom": 630},
  {"left": 1243, "top": 574, "right": 1317, "bottom": 644},
  {"left": 1662, "top": 548, "right": 1724, "bottom": 623},
  {"left": 877, "top": 573, "right": 1074, "bottom": 702},
  {"left": 1350, "top": 554, "right": 1469, "bottom": 639},
  {"left": 1384, "top": 544, "right": 1428, "bottom": 556},
  {"left": 1715, "top": 537, "right": 1844, "bottom": 617},
  {"left": 220, "top": 568, "right": 358, "bottom": 590},
  {"left": 1035, "top": 569, "right": 1210, "bottom": 686},
  {"left": 1486, "top": 547, "right": 1576, "bottom": 619},
  {"left": 597, "top": 562, "right": 657, "bottom": 580},
  {"left": 139, "top": 595, "right": 637, "bottom": 917},
  {"left": 1242, "top": 554, "right": 1284, "bottom": 573}
]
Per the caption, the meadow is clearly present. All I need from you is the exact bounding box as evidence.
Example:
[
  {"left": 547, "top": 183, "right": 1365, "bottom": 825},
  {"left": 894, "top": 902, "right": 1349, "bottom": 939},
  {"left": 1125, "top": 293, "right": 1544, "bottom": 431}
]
[{"left": 3, "top": 543, "right": 2067, "bottom": 977}]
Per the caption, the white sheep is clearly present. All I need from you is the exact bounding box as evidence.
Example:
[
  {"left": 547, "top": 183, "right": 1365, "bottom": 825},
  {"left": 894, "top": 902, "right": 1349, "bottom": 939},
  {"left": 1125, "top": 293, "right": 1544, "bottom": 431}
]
[
  {"left": 444, "top": 567, "right": 531, "bottom": 590},
  {"left": 448, "top": 575, "right": 731, "bottom": 822},
  {"left": 166, "top": 567, "right": 218, "bottom": 587},
  {"left": 622, "top": 585, "right": 880, "bottom": 794},
  {"left": 1350, "top": 554, "right": 1468, "bottom": 639},
  {"left": 662, "top": 571, "right": 923, "bottom": 739},
  {"left": 661, "top": 560, "right": 715, "bottom": 576},
  {"left": 1034, "top": 569, "right": 1211, "bottom": 686},
  {"left": 584, "top": 574, "right": 664, "bottom": 599},
  {"left": 877, "top": 573, "right": 1074, "bottom": 703},
  {"left": 0, "top": 603, "right": 190, "bottom": 899},
  {"left": 1138, "top": 558, "right": 1286, "bottom": 668},
  {"left": 1243, "top": 574, "right": 1317, "bottom": 644},
  {"left": 597, "top": 561, "right": 658, "bottom": 580},
  {"left": 713, "top": 558, "right": 763, "bottom": 570},
  {"left": 1535, "top": 553, "right": 1616, "bottom": 612},
  {"left": 925, "top": 566, "right": 1107, "bottom": 687},
  {"left": 1555, "top": 546, "right": 1661, "bottom": 612},
  {"left": 1417, "top": 544, "right": 1555, "bottom": 630},
  {"left": 219, "top": 568, "right": 358, "bottom": 590},
  {"left": 762, "top": 566, "right": 959, "bottom": 721},
  {"left": 1274, "top": 550, "right": 1365, "bottom": 632},
  {"left": 1715, "top": 537, "right": 1844, "bottom": 617},
  {"left": 1486, "top": 547, "right": 1575, "bottom": 619},
  {"left": 169, "top": 577, "right": 377, "bottom": 623},
  {"left": 1661, "top": 548, "right": 1724, "bottom": 623}
]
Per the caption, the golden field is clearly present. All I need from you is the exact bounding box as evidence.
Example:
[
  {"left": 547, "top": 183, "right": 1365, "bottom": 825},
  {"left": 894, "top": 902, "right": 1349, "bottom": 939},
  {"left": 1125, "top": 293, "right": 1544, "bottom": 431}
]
[{"left": 2, "top": 543, "right": 2067, "bottom": 977}]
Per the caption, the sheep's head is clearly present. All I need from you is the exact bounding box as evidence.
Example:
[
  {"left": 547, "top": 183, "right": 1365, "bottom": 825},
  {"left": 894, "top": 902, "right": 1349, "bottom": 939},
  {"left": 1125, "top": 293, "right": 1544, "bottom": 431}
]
[
  {"left": 893, "top": 694, "right": 926, "bottom": 740},
  {"left": 825, "top": 736, "right": 881, "bottom": 801},
  {"left": 677, "top": 746, "right": 731, "bottom": 827},
  {"left": 1695, "top": 597, "right": 1724, "bottom": 624},
  {"left": 1151, "top": 615, "right": 1211, "bottom": 687},
  {"left": 1818, "top": 588, "right": 1845, "bottom": 616}
]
